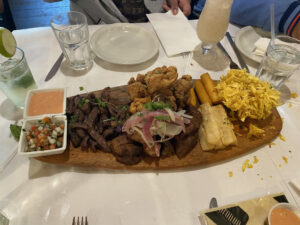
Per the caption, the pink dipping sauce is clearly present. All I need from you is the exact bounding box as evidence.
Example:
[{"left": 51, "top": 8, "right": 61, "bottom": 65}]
[
  {"left": 28, "top": 91, "right": 64, "bottom": 116},
  {"left": 270, "top": 208, "right": 300, "bottom": 225}
]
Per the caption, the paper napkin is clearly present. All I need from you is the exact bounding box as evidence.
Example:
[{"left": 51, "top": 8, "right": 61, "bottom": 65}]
[{"left": 147, "top": 10, "right": 200, "bottom": 57}]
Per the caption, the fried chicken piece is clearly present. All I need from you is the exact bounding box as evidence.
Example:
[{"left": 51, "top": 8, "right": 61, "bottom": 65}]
[
  {"left": 145, "top": 66, "right": 178, "bottom": 94},
  {"left": 136, "top": 74, "right": 146, "bottom": 84},
  {"left": 128, "top": 81, "right": 148, "bottom": 99},
  {"left": 129, "top": 96, "right": 151, "bottom": 114},
  {"left": 128, "top": 77, "right": 136, "bottom": 85},
  {"left": 172, "top": 75, "right": 193, "bottom": 110}
]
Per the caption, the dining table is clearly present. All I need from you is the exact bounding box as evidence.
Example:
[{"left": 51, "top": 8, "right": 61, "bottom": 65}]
[{"left": 1, "top": 20, "right": 300, "bottom": 225}]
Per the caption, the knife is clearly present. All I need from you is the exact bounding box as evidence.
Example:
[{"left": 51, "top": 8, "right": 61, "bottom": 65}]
[
  {"left": 225, "top": 32, "right": 250, "bottom": 73},
  {"left": 217, "top": 42, "right": 240, "bottom": 70},
  {"left": 44, "top": 53, "right": 64, "bottom": 81}
]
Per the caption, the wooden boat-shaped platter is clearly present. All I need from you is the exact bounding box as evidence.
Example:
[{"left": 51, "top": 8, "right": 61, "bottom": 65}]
[{"left": 36, "top": 85, "right": 282, "bottom": 170}]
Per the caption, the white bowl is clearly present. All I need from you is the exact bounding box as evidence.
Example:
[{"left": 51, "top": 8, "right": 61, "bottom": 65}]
[
  {"left": 23, "top": 88, "right": 66, "bottom": 119},
  {"left": 268, "top": 203, "right": 300, "bottom": 225},
  {"left": 18, "top": 115, "right": 67, "bottom": 157}
]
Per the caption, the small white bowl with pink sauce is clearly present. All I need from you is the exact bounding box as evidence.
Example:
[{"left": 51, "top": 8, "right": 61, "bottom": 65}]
[{"left": 268, "top": 203, "right": 300, "bottom": 225}]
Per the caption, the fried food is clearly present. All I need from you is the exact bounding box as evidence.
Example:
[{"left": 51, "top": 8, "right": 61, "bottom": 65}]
[
  {"left": 129, "top": 96, "right": 151, "bottom": 114},
  {"left": 127, "top": 81, "right": 148, "bottom": 99},
  {"left": 195, "top": 79, "right": 212, "bottom": 105},
  {"left": 145, "top": 66, "right": 178, "bottom": 94},
  {"left": 172, "top": 75, "right": 193, "bottom": 110},
  {"left": 216, "top": 69, "right": 280, "bottom": 121},
  {"left": 200, "top": 73, "right": 220, "bottom": 104},
  {"left": 187, "top": 88, "right": 197, "bottom": 107}
]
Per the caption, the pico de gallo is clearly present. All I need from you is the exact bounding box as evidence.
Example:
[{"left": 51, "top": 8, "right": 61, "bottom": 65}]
[{"left": 24, "top": 117, "right": 65, "bottom": 152}]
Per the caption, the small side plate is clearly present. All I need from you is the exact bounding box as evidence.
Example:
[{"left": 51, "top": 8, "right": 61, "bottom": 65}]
[{"left": 90, "top": 23, "right": 159, "bottom": 65}]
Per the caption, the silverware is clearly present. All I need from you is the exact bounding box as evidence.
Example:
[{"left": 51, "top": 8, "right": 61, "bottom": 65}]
[
  {"left": 44, "top": 53, "right": 64, "bottom": 81},
  {"left": 217, "top": 42, "right": 240, "bottom": 70},
  {"left": 209, "top": 197, "right": 218, "bottom": 208},
  {"left": 72, "top": 216, "right": 88, "bottom": 225},
  {"left": 226, "top": 32, "right": 250, "bottom": 73}
]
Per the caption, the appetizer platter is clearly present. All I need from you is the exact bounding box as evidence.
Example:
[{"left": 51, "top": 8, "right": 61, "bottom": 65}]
[{"left": 27, "top": 66, "right": 282, "bottom": 170}]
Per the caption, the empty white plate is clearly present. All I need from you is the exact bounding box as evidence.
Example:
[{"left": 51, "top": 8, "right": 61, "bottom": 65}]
[
  {"left": 90, "top": 23, "right": 159, "bottom": 65},
  {"left": 235, "top": 26, "right": 262, "bottom": 63}
]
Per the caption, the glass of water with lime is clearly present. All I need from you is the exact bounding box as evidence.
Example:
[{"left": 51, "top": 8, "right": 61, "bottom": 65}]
[{"left": 0, "top": 28, "right": 37, "bottom": 109}]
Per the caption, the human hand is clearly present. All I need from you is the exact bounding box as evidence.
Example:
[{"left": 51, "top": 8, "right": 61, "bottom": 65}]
[{"left": 163, "top": 0, "right": 191, "bottom": 16}]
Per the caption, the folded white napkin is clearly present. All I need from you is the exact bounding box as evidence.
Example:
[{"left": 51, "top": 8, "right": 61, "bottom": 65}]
[
  {"left": 147, "top": 10, "right": 200, "bottom": 57},
  {"left": 253, "top": 37, "right": 300, "bottom": 56}
]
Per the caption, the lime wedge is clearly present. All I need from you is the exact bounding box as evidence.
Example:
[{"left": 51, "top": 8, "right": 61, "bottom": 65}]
[{"left": 0, "top": 27, "right": 17, "bottom": 58}]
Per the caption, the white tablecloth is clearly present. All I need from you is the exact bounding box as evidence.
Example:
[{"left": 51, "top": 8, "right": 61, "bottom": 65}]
[{"left": 1, "top": 21, "right": 300, "bottom": 225}]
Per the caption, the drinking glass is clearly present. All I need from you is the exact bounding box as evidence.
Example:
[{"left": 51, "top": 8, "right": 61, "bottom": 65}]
[
  {"left": 50, "top": 11, "right": 93, "bottom": 70},
  {"left": 0, "top": 48, "right": 37, "bottom": 108},
  {"left": 196, "top": 0, "right": 233, "bottom": 64},
  {"left": 256, "top": 38, "right": 300, "bottom": 89}
]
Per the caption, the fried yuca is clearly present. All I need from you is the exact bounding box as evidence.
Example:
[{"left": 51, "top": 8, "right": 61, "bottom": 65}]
[{"left": 216, "top": 69, "right": 280, "bottom": 122}]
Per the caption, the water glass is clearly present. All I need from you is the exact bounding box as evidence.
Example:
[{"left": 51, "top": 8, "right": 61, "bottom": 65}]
[
  {"left": 256, "top": 41, "right": 300, "bottom": 89},
  {"left": 0, "top": 48, "right": 37, "bottom": 108},
  {"left": 50, "top": 11, "right": 93, "bottom": 70}
]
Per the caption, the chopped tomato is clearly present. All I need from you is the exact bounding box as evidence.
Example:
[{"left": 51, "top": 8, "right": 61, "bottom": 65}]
[
  {"left": 33, "top": 138, "right": 38, "bottom": 144},
  {"left": 43, "top": 145, "right": 49, "bottom": 150},
  {"left": 34, "top": 130, "right": 39, "bottom": 136},
  {"left": 43, "top": 117, "right": 51, "bottom": 124},
  {"left": 49, "top": 144, "right": 56, "bottom": 149},
  {"left": 31, "top": 125, "right": 37, "bottom": 131},
  {"left": 50, "top": 124, "right": 56, "bottom": 130},
  {"left": 42, "top": 128, "right": 49, "bottom": 135}
]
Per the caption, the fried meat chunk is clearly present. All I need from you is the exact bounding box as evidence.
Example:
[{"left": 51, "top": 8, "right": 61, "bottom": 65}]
[
  {"left": 172, "top": 75, "right": 193, "bottom": 110},
  {"left": 145, "top": 66, "right": 178, "bottom": 94},
  {"left": 128, "top": 81, "right": 148, "bottom": 99},
  {"left": 129, "top": 96, "right": 151, "bottom": 114}
]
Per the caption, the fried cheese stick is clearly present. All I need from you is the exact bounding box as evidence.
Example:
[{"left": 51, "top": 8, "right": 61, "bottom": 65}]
[
  {"left": 200, "top": 73, "right": 221, "bottom": 104},
  {"left": 195, "top": 79, "right": 212, "bottom": 105}
]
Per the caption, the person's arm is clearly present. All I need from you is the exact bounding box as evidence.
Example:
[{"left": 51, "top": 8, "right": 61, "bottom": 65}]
[{"left": 230, "top": 0, "right": 300, "bottom": 39}]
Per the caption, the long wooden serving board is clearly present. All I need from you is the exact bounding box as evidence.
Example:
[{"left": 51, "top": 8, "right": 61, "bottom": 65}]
[{"left": 36, "top": 85, "right": 282, "bottom": 170}]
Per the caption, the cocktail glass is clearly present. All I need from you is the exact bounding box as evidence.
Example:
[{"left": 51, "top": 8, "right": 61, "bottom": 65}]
[
  {"left": 0, "top": 48, "right": 37, "bottom": 109},
  {"left": 196, "top": 0, "right": 233, "bottom": 67}
]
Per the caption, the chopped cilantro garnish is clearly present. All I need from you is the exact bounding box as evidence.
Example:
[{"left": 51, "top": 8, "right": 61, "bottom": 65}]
[
  {"left": 85, "top": 99, "right": 90, "bottom": 103},
  {"left": 110, "top": 116, "right": 115, "bottom": 121},
  {"left": 120, "top": 105, "right": 128, "bottom": 110},
  {"left": 144, "top": 102, "right": 172, "bottom": 111},
  {"left": 96, "top": 98, "right": 106, "bottom": 107},
  {"left": 78, "top": 98, "right": 85, "bottom": 107},
  {"left": 79, "top": 86, "right": 84, "bottom": 91},
  {"left": 137, "top": 112, "right": 143, "bottom": 117},
  {"left": 117, "top": 120, "right": 123, "bottom": 124},
  {"left": 154, "top": 115, "right": 170, "bottom": 121}
]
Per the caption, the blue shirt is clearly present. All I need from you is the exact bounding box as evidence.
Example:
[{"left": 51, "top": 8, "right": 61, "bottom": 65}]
[{"left": 192, "top": 0, "right": 300, "bottom": 36}]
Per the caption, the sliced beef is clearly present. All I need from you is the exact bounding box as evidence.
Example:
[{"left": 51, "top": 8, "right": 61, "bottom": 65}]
[
  {"left": 74, "top": 108, "right": 85, "bottom": 122},
  {"left": 84, "top": 107, "right": 98, "bottom": 127},
  {"left": 107, "top": 104, "right": 118, "bottom": 117},
  {"left": 89, "top": 128, "right": 111, "bottom": 152},
  {"left": 161, "top": 141, "right": 175, "bottom": 158},
  {"left": 109, "top": 88, "right": 132, "bottom": 105},
  {"left": 111, "top": 135, "right": 143, "bottom": 165},
  {"left": 71, "top": 122, "right": 89, "bottom": 130},
  {"left": 69, "top": 130, "right": 82, "bottom": 148},
  {"left": 80, "top": 136, "right": 89, "bottom": 151},
  {"left": 66, "top": 97, "right": 75, "bottom": 114},
  {"left": 101, "top": 87, "right": 111, "bottom": 102},
  {"left": 89, "top": 139, "right": 99, "bottom": 152},
  {"left": 103, "top": 127, "right": 115, "bottom": 139},
  {"left": 174, "top": 106, "right": 202, "bottom": 158},
  {"left": 80, "top": 102, "right": 91, "bottom": 115},
  {"left": 75, "top": 128, "right": 87, "bottom": 138}
]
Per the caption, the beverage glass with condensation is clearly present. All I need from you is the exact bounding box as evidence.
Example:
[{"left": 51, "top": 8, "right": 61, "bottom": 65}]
[
  {"left": 0, "top": 48, "right": 37, "bottom": 108},
  {"left": 256, "top": 42, "right": 300, "bottom": 89},
  {"left": 50, "top": 11, "right": 93, "bottom": 70}
]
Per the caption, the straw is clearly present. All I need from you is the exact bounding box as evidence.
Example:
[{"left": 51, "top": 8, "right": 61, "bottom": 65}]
[{"left": 270, "top": 4, "right": 275, "bottom": 47}]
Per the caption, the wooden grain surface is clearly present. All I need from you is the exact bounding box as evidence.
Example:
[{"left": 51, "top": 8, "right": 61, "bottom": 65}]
[{"left": 35, "top": 86, "right": 283, "bottom": 171}]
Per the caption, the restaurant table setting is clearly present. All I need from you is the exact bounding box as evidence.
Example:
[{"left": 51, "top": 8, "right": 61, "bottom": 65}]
[{"left": 1, "top": 6, "right": 300, "bottom": 225}]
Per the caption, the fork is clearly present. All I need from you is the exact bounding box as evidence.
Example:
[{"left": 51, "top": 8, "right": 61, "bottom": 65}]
[
  {"left": 217, "top": 42, "right": 240, "bottom": 70},
  {"left": 72, "top": 216, "right": 88, "bottom": 225},
  {"left": 218, "top": 208, "right": 241, "bottom": 225}
]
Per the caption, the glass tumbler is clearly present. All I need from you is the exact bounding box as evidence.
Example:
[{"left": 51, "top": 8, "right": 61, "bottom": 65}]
[
  {"left": 50, "top": 11, "right": 93, "bottom": 70},
  {"left": 256, "top": 42, "right": 300, "bottom": 89},
  {"left": 0, "top": 48, "right": 37, "bottom": 108}
]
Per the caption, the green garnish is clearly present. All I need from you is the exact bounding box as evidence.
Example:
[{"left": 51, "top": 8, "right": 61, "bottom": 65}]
[
  {"left": 154, "top": 115, "right": 170, "bottom": 121},
  {"left": 117, "top": 120, "right": 123, "bottom": 124},
  {"left": 144, "top": 102, "right": 172, "bottom": 111},
  {"left": 110, "top": 116, "right": 115, "bottom": 121},
  {"left": 10, "top": 124, "right": 22, "bottom": 141},
  {"left": 96, "top": 98, "right": 106, "bottom": 107},
  {"left": 120, "top": 105, "right": 128, "bottom": 110},
  {"left": 79, "top": 86, "right": 84, "bottom": 91},
  {"left": 78, "top": 98, "right": 85, "bottom": 107},
  {"left": 85, "top": 99, "right": 90, "bottom": 103},
  {"left": 137, "top": 112, "right": 143, "bottom": 117}
]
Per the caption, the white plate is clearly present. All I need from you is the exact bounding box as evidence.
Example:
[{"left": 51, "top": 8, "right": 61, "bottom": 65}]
[
  {"left": 235, "top": 26, "right": 262, "bottom": 63},
  {"left": 90, "top": 23, "right": 159, "bottom": 65}
]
